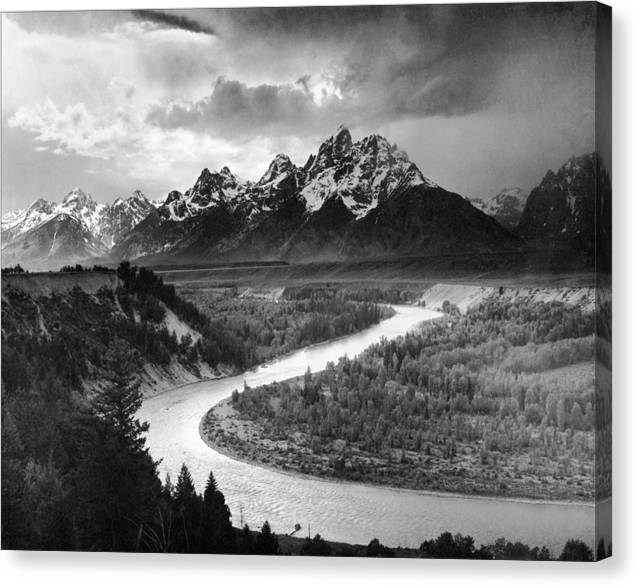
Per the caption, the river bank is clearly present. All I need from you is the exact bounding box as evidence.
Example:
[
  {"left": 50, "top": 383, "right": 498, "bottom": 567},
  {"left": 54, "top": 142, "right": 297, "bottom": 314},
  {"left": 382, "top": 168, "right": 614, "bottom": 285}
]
[{"left": 200, "top": 390, "right": 594, "bottom": 503}]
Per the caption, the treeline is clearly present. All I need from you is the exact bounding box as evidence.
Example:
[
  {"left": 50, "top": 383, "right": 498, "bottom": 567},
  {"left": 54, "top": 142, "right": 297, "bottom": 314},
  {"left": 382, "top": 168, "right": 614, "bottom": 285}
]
[
  {"left": 2, "top": 264, "right": 27, "bottom": 274},
  {"left": 115, "top": 263, "right": 391, "bottom": 370},
  {"left": 226, "top": 299, "right": 601, "bottom": 498},
  {"left": 284, "top": 284, "right": 419, "bottom": 305},
  {"left": 60, "top": 264, "right": 112, "bottom": 272},
  {"left": 183, "top": 285, "right": 392, "bottom": 368},
  {"left": 290, "top": 531, "right": 603, "bottom": 561}
]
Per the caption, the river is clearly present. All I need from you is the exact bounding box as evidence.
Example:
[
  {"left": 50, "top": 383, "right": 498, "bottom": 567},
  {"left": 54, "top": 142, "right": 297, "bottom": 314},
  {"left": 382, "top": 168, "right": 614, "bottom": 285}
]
[{"left": 138, "top": 305, "right": 609, "bottom": 555}]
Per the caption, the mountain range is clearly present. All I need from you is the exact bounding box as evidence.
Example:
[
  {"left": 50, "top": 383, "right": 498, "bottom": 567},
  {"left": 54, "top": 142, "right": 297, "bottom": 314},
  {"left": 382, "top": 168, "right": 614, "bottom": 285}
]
[
  {"left": 470, "top": 187, "right": 529, "bottom": 230},
  {"left": 1, "top": 127, "right": 608, "bottom": 270},
  {"left": 1, "top": 189, "right": 155, "bottom": 268}
]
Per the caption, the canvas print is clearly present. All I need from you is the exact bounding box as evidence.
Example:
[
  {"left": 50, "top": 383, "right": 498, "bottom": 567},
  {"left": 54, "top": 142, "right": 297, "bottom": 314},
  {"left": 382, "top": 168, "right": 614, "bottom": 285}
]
[{"left": 1, "top": 3, "right": 611, "bottom": 560}]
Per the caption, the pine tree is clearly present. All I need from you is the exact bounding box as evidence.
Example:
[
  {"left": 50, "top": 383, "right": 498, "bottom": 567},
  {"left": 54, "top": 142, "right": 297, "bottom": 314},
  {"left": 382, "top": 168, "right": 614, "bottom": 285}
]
[
  {"left": 93, "top": 339, "right": 147, "bottom": 447},
  {"left": 173, "top": 464, "right": 203, "bottom": 552},
  {"left": 256, "top": 520, "right": 279, "bottom": 555},
  {"left": 240, "top": 523, "right": 254, "bottom": 554},
  {"left": 201, "top": 471, "right": 234, "bottom": 553},
  {"left": 559, "top": 539, "right": 593, "bottom": 561},
  {"left": 72, "top": 340, "right": 160, "bottom": 551}
]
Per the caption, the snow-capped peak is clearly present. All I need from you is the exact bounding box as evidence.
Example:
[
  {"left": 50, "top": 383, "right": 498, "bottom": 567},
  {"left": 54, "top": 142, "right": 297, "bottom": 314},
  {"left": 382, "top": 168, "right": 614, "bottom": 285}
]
[
  {"left": 306, "top": 126, "right": 353, "bottom": 180},
  {"left": 62, "top": 187, "right": 96, "bottom": 208},
  {"left": 110, "top": 190, "right": 150, "bottom": 211},
  {"left": 470, "top": 186, "right": 529, "bottom": 230},
  {"left": 2, "top": 186, "right": 156, "bottom": 251},
  {"left": 28, "top": 198, "right": 55, "bottom": 213},
  {"left": 258, "top": 153, "right": 298, "bottom": 186},
  {"left": 57, "top": 188, "right": 106, "bottom": 236},
  {"left": 2, "top": 198, "right": 58, "bottom": 236},
  {"left": 300, "top": 126, "right": 436, "bottom": 217},
  {"left": 130, "top": 189, "right": 147, "bottom": 201},
  {"left": 219, "top": 166, "right": 234, "bottom": 178},
  {"left": 160, "top": 165, "right": 250, "bottom": 221}
]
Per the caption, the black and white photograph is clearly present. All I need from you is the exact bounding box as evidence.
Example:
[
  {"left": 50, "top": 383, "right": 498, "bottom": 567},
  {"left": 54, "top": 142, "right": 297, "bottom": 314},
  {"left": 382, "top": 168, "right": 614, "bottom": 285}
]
[{"left": 1, "top": 1, "right": 612, "bottom": 565}]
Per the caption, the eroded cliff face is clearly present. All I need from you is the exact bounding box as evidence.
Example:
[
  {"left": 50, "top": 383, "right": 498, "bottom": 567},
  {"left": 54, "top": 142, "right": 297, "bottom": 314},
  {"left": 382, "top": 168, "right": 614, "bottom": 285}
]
[{"left": 419, "top": 282, "right": 596, "bottom": 314}]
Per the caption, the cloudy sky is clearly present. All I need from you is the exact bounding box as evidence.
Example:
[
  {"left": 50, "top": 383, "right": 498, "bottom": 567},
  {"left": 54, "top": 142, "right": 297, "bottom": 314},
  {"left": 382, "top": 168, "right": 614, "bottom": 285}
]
[{"left": 2, "top": 3, "right": 596, "bottom": 212}]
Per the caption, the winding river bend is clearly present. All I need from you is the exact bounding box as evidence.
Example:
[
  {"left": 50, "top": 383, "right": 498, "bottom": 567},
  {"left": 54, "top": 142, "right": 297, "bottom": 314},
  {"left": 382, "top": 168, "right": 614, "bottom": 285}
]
[{"left": 138, "top": 305, "right": 607, "bottom": 554}]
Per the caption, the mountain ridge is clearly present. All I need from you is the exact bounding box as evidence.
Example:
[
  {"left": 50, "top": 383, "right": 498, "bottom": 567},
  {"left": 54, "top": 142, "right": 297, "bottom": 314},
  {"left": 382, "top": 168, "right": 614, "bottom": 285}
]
[
  {"left": 112, "top": 126, "right": 517, "bottom": 264},
  {"left": 2, "top": 129, "right": 605, "bottom": 270},
  {"left": 1, "top": 188, "right": 156, "bottom": 269}
]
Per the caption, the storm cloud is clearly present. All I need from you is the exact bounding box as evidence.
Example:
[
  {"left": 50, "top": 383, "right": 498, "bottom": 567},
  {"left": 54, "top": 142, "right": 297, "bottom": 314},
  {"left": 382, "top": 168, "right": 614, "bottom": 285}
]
[
  {"left": 145, "top": 3, "right": 595, "bottom": 137},
  {"left": 131, "top": 9, "right": 216, "bottom": 36}
]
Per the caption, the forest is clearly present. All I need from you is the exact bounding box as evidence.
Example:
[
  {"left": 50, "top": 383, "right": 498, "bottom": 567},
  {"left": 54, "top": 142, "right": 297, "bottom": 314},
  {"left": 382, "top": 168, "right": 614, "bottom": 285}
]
[
  {"left": 1, "top": 337, "right": 275, "bottom": 553},
  {"left": 0, "top": 266, "right": 606, "bottom": 557},
  {"left": 180, "top": 283, "right": 392, "bottom": 367},
  {"left": 204, "top": 298, "right": 606, "bottom": 500}
]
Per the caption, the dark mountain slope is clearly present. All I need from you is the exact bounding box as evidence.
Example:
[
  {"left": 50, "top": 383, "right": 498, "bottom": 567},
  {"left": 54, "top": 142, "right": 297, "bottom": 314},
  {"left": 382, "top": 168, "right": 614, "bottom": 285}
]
[
  {"left": 341, "top": 185, "right": 520, "bottom": 259},
  {"left": 516, "top": 153, "right": 608, "bottom": 257}
]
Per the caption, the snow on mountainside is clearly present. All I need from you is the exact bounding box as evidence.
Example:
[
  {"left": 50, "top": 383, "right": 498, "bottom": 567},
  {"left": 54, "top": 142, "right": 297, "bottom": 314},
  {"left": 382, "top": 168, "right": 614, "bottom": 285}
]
[
  {"left": 470, "top": 187, "right": 528, "bottom": 230},
  {"left": 300, "top": 126, "right": 437, "bottom": 218},
  {"left": 1, "top": 198, "right": 58, "bottom": 241},
  {"left": 113, "top": 125, "right": 516, "bottom": 263},
  {"left": 147, "top": 125, "right": 438, "bottom": 228},
  {"left": 1, "top": 188, "right": 155, "bottom": 268},
  {"left": 58, "top": 187, "right": 107, "bottom": 236},
  {"left": 162, "top": 167, "right": 249, "bottom": 221},
  {"left": 100, "top": 190, "right": 156, "bottom": 247},
  {"left": 4, "top": 127, "right": 603, "bottom": 269}
]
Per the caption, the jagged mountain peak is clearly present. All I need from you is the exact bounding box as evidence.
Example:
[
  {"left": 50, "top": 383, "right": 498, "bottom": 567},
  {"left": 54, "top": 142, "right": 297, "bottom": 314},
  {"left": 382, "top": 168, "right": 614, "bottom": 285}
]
[
  {"left": 130, "top": 189, "right": 147, "bottom": 201},
  {"left": 165, "top": 190, "right": 183, "bottom": 205},
  {"left": 160, "top": 164, "right": 250, "bottom": 222},
  {"left": 219, "top": 165, "right": 234, "bottom": 178},
  {"left": 112, "top": 190, "right": 149, "bottom": 208},
  {"left": 309, "top": 126, "right": 353, "bottom": 176},
  {"left": 62, "top": 187, "right": 96, "bottom": 208},
  {"left": 563, "top": 151, "right": 596, "bottom": 169},
  {"left": 258, "top": 153, "right": 299, "bottom": 185},
  {"left": 471, "top": 187, "right": 528, "bottom": 230},
  {"left": 333, "top": 124, "right": 352, "bottom": 146},
  {"left": 28, "top": 198, "right": 56, "bottom": 213},
  {"left": 497, "top": 187, "right": 525, "bottom": 197},
  {"left": 516, "top": 151, "right": 603, "bottom": 247},
  {"left": 194, "top": 167, "right": 214, "bottom": 185},
  {"left": 192, "top": 166, "right": 245, "bottom": 190},
  {"left": 539, "top": 152, "right": 596, "bottom": 186},
  {"left": 300, "top": 127, "right": 434, "bottom": 216}
]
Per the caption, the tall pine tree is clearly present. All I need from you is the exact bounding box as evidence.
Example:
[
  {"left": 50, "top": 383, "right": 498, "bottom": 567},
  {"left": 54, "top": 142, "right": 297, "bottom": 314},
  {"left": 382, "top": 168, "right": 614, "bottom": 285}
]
[
  {"left": 202, "top": 471, "right": 234, "bottom": 553},
  {"left": 72, "top": 339, "right": 160, "bottom": 551}
]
